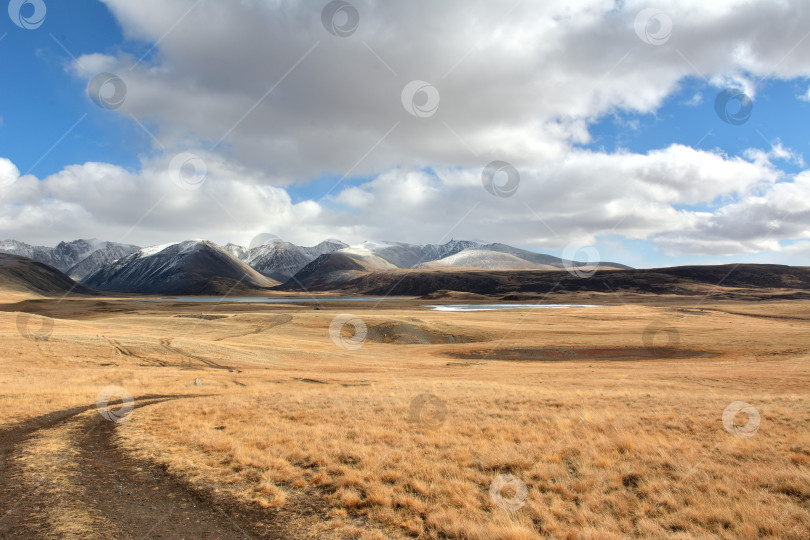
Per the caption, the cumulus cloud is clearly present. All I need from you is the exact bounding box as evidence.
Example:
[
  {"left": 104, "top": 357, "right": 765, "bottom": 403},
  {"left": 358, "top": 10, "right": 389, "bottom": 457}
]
[
  {"left": 76, "top": 0, "right": 810, "bottom": 177},
  {"left": 0, "top": 155, "right": 323, "bottom": 247},
  {"left": 5, "top": 143, "right": 806, "bottom": 260},
  {"left": 10, "top": 0, "right": 810, "bottom": 262},
  {"left": 320, "top": 144, "right": 788, "bottom": 251}
]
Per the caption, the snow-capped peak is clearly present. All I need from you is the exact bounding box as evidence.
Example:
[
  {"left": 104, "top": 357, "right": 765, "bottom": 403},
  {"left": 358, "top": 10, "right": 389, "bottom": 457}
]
[
  {"left": 357, "top": 240, "right": 394, "bottom": 250},
  {"left": 139, "top": 242, "right": 177, "bottom": 258},
  {"left": 340, "top": 246, "right": 376, "bottom": 257}
]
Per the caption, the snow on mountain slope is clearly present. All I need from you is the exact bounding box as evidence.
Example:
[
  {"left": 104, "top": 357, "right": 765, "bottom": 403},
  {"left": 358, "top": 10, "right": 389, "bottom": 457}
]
[
  {"left": 0, "top": 239, "right": 140, "bottom": 277},
  {"left": 302, "top": 239, "right": 350, "bottom": 259},
  {"left": 416, "top": 244, "right": 633, "bottom": 271},
  {"left": 223, "top": 243, "right": 249, "bottom": 260},
  {"left": 354, "top": 239, "right": 483, "bottom": 268},
  {"left": 418, "top": 249, "right": 552, "bottom": 270},
  {"left": 245, "top": 242, "right": 313, "bottom": 281},
  {"left": 5, "top": 236, "right": 633, "bottom": 293},
  {"left": 0, "top": 240, "right": 51, "bottom": 267},
  {"left": 482, "top": 243, "right": 569, "bottom": 267},
  {"left": 220, "top": 237, "right": 584, "bottom": 275},
  {"left": 481, "top": 243, "right": 629, "bottom": 270},
  {"left": 224, "top": 237, "right": 349, "bottom": 281},
  {"left": 139, "top": 242, "right": 178, "bottom": 258},
  {"left": 66, "top": 243, "right": 144, "bottom": 280},
  {"left": 83, "top": 240, "right": 277, "bottom": 294}
]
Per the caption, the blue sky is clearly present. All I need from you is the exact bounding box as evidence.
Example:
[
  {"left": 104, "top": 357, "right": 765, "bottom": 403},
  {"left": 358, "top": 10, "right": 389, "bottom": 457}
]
[
  {"left": 586, "top": 77, "right": 809, "bottom": 171},
  {"left": 1, "top": 0, "right": 140, "bottom": 176},
  {"left": 2, "top": 1, "right": 810, "bottom": 267}
]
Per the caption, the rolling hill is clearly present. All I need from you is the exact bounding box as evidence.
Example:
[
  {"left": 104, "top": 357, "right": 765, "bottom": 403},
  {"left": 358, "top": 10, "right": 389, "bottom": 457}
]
[
  {"left": 281, "top": 264, "right": 810, "bottom": 298},
  {"left": 0, "top": 254, "right": 94, "bottom": 297},
  {"left": 287, "top": 249, "right": 398, "bottom": 289}
]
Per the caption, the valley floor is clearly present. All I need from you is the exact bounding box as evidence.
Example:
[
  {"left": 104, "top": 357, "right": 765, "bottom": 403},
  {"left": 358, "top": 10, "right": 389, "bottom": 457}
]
[{"left": 0, "top": 294, "right": 808, "bottom": 538}]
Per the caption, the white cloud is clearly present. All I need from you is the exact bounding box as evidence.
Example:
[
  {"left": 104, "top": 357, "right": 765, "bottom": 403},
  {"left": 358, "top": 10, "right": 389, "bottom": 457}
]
[
  {"left": 744, "top": 142, "right": 805, "bottom": 169},
  {"left": 684, "top": 93, "right": 703, "bottom": 106},
  {"left": 2, "top": 143, "right": 808, "bottom": 257},
  {"left": 0, "top": 155, "right": 322, "bottom": 247},
  {"left": 334, "top": 186, "right": 375, "bottom": 208},
  {"left": 73, "top": 0, "right": 810, "bottom": 179},
  {"left": 70, "top": 53, "right": 119, "bottom": 78},
  {"left": 784, "top": 240, "right": 810, "bottom": 257},
  {"left": 654, "top": 171, "right": 810, "bottom": 255},
  {"left": 317, "top": 144, "right": 786, "bottom": 249},
  {"left": 10, "top": 0, "right": 810, "bottom": 263}
]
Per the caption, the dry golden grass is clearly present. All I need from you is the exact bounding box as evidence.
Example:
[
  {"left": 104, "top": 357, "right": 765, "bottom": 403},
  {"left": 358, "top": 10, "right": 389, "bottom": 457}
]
[
  {"left": 1, "top": 296, "right": 809, "bottom": 538},
  {"left": 120, "top": 374, "right": 809, "bottom": 539}
]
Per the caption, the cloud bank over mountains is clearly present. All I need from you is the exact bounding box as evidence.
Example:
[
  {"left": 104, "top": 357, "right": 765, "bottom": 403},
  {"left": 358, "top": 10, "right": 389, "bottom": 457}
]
[{"left": 4, "top": 0, "right": 810, "bottom": 264}]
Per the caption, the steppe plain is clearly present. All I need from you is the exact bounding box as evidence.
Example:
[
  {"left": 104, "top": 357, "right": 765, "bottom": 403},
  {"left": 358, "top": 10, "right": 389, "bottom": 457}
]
[{"left": 0, "top": 289, "right": 808, "bottom": 539}]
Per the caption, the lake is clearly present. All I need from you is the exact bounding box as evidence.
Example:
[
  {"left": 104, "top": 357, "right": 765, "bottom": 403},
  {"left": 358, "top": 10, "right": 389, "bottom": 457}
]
[
  {"left": 151, "top": 296, "right": 418, "bottom": 303},
  {"left": 147, "top": 297, "right": 603, "bottom": 310},
  {"left": 424, "top": 304, "right": 601, "bottom": 311}
]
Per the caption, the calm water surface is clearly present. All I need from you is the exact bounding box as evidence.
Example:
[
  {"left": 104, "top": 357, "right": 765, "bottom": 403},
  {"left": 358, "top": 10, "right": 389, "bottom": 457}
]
[
  {"left": 425, "top": 304, "right": 602, "bottom": 312},
  {"left": 151, "top": 296, "right": 417, "bottom": 303},
  {"left": 147, "top": 297, "right": 603, "bottom": 310}
]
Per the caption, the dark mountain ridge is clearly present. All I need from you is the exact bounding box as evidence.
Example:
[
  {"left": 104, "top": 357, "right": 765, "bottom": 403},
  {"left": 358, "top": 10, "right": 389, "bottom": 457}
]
[
  {"left": 0, "top": 254, "right": 94, "bottom": 296},
  {"left": 83, "top": 240, "right": 277, "bottom": 295},
  {"left": 281, "top": 264, "right": 810, "bottom": 297}
]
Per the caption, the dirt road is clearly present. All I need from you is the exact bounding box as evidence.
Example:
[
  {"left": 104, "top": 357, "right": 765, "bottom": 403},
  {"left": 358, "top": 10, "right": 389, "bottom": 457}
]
[{"left": 0, "top": 395, "right": 286, "bottom": 539}]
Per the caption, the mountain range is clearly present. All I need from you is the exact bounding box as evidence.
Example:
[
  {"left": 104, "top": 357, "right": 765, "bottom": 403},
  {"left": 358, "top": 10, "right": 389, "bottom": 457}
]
[
  {"left": 223, "top": 238, "right": 349, "bottom": 281},
  {"left": 0, "top": 239, "right": 140, "bottom": 281},
  {"left": 2, "top": 238, "right": 810, "bottom": 301},
  {"left": 0, "top": 236, "right": 631, "bottom": 295},
  {"left": 82, "top": 240, "right": 277, "bottom": 295}
]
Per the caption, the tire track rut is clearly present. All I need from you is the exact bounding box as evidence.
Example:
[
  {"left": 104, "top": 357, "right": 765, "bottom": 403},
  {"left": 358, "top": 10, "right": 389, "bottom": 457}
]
[
  {"left": 0, "top": 395, "right": 287, "bottom": 538},
  {"left": 160, "top": 338, "right": 237, "bottom": 371},
  {"left": 0, "top": 396, "right": 176, "bottom": 537},
  {"left": 101, "top": 335, "right": 167, "bottom": 367},
  {"left": 213, "top": 314, "right": 293, "bottom": 342}
]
